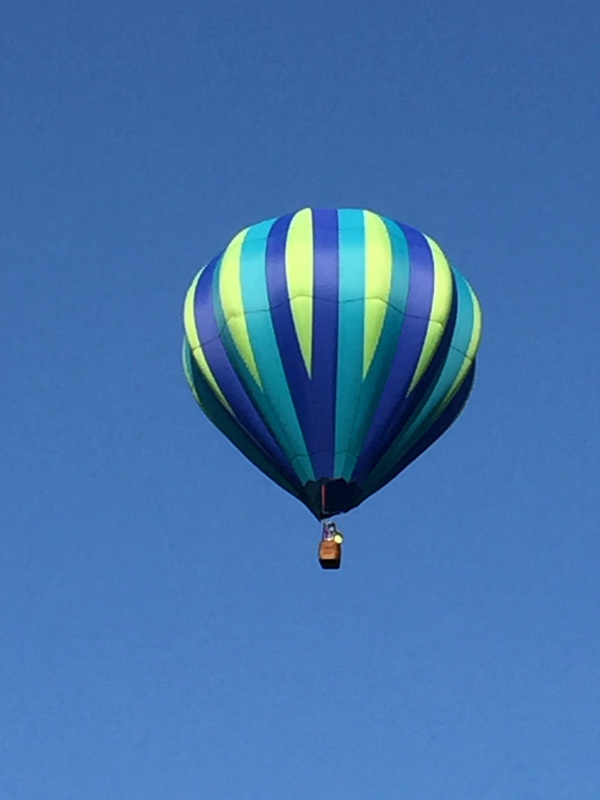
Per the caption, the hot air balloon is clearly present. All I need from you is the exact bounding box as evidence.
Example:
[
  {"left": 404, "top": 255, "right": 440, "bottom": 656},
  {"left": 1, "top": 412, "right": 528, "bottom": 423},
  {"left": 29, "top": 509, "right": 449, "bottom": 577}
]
[{"left": 183, "top": 208, "right": 482, "bottom": 568}]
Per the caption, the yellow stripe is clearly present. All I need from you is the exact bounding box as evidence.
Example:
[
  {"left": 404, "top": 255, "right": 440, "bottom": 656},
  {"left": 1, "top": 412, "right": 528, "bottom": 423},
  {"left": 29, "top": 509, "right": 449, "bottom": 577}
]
[
  {"left": 363, "top": 210, "right": 392, "bottom": 378},
  {"left": 191, "top": 346, "right": 233, "bottom": 413},
  {"left": 408, "top": 235, "right": 453, "bottom": 393},
  {"left": 183, "top": 271, "right": 202, "bottom": 350},
  {"left": 466, "top": 283, "right": 483, "bottom": 361},
  {"left": 441, "top": 283, "right": 483, "bottom": 406},
  {"left": 218, "top": 228, "right": 263, "bottom": 389},
  {"left": 285, "top": 208, "right": 314, "bottom": 376},
  {"left": 185, "top": 369, "right": 205, "bottom": 410},
  {"left": 426, "top": 236, "right": 454, "bottom": 325},
  {"left": 182, "top": 342, "right": 203, "bottom": 407},
  {"left": 183, "top": 270, "right": 233, "bottom": 412}
]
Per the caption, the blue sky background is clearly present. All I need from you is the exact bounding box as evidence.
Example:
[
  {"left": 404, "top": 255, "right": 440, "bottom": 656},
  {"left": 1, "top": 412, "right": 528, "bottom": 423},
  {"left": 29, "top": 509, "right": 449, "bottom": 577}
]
[{"left": 2, "top": 1, "right": 600, "bottom": 798}]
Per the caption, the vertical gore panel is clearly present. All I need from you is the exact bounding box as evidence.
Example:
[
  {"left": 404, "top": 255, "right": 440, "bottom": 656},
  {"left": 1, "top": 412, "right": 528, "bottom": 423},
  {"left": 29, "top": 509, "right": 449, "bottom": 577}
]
[{"left": 309, "top": 209, "right": 339, "bottom": 478}]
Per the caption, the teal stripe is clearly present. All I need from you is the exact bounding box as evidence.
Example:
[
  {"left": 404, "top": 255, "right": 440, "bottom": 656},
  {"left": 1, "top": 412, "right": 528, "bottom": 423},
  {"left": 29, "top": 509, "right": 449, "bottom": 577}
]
[
  {"left": 182, "top": 338, "right": 200, "bottom": 401},
  {"left": 363, "top": 269, "right": 476, "bottom": 487},
  {"left": 382, "top": 217, "right": 412, "bottom": 314},
  {"left": 408, "top": 270, "right": 475, "bottom": 433},
  {"left": 335, "top": 218, "right": 411, "bottom": 479},
  {"left": 334, "top": 210, "right": 366, "bottom": 476},
  {"left": 182, "top": 340, "right": 301, "bottom": 498},
  {"left": 243, "top": 216, "right": 278, "bottom": 243},
  {"left": 449, "top": 269, "right": 476, "bottom": 357},
  {"left": 237, "top": 221, "right": 315, "bottom": 484}
]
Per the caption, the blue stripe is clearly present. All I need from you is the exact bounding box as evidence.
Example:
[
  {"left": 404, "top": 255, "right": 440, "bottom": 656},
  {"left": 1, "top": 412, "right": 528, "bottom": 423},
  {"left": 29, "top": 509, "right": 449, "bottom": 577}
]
[
  {"left": 359, "top": 363, "right": 476, "bottom": 499},
  {"left": 239, "top": 217, "right": 315, "bottom": 484},
  {"left": 183, "top": 340, "right": 303, "bottom": 497},
  {"left": 264, "top": 212, "right": 317, "bottom": 485},
  {"left": 192, "top": 255, "right": 300, "bottom": 489},
  {"left": 352, "top": 223, "right": 433, "bottom": 484},
  {"left": 357, "top": 265, "right": 479, "bottom": 495},
  {"left": 344, "top": 218, "right": 411, "bottom": 477},
  {"left": 385, "top": 269, "right": 474, "bottom": 454},
  {"left": 310, "top": 208, "right": 339, "bottom": 478},
  {"left": 391, "top": 274, "right": 458, "bottom": 430}
]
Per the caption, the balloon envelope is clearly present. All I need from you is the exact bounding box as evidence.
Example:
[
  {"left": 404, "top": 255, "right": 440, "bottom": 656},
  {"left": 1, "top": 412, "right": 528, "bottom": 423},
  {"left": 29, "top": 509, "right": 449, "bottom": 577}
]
[{"left": 183, "top": 208, "right": 482, "bottom": 519}]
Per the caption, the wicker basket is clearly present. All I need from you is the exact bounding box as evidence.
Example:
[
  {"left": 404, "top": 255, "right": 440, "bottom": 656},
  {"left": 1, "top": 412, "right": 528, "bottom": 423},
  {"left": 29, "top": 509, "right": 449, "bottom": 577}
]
[{"left": 319, "top": 539, "right": 341, "bottom": 570}]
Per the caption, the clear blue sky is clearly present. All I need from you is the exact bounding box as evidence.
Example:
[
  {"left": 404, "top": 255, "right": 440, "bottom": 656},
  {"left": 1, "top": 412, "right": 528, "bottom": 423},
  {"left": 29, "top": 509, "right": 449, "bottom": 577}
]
[{"left": 2, "top": 1, "right": 599, "bottom": 798}]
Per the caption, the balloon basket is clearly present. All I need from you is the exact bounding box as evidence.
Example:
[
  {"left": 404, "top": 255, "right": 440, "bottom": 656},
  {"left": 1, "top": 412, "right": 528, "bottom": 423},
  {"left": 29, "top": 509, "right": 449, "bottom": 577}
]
[{"left": 319, "top": 539, "right": 341, "bottom": 570}]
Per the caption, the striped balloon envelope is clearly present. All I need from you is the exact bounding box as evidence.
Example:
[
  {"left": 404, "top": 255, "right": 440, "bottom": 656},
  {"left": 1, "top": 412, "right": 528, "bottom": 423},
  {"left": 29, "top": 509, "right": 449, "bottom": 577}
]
[{"left": 183, "top": 208, "right": 482, "bottom": 520}]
